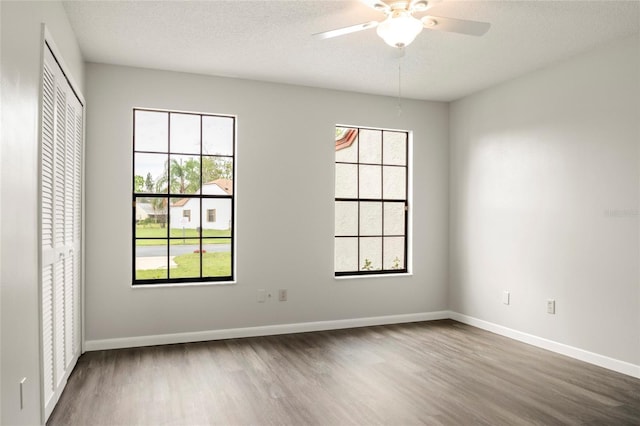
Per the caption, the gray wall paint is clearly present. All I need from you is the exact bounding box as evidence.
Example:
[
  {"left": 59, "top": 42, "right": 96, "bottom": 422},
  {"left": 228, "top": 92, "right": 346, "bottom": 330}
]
[
  {"left": 84, "top": 64, "right": 450, "bottom": 342},
  {"left": 1, "top": 1, "right": 84, "bottom": 424},
  {"left": 449, "top": 35, "right": 640, "bottom": 365},
  {"left": 2, "top": 4, "right": 637, "bottom": 423}
]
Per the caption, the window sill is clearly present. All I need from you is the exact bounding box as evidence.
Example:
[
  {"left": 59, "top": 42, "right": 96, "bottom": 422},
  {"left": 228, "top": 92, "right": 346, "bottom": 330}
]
[
  {"left": 334, "top": 273, "right": 413, "bottom": 281},
  {"left": 131, "top": 280, "right": 237, "bottom": 289}
]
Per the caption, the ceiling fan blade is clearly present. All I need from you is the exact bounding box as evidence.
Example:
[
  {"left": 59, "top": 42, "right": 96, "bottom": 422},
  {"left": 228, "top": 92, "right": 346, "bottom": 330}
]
[
  {"left": 312, "top": 21, "right": 379, "bottom": 40},
  {"left": 360, "top": 0, "right": 391, "bottom": 13},
  {"left": 421, "top": 15, "right": 491, "bottom": 36}
]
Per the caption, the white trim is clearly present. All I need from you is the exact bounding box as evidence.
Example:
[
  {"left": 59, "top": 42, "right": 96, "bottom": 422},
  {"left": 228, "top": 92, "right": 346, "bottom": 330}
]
[
  {"left": 42, "top": 27, "right": 85, "bottom": 106},
  {"left": 132, "top": 280, "right": 237, "bottom": 289},
  {"left": 84, "top": 311, "right": 449, "bottom": 351},
  {"left": 84, "top": 310, "right": 640, "bottom": 380},
  {"left": 80, "top": 79, "right": 86, "bottom": 357},
  {"left": 449, "top": 312, "right": 640, "bottom": 379},
  {"left": 37, "top": 24, "right": 47, "bottom": 426},
  {"left": 334, "top": 273, "right": 413, "bottom": 281}
]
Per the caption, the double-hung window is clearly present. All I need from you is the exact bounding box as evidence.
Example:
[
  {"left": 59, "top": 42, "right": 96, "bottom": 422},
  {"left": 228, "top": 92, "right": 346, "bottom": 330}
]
[
  {"left": 132, "top": 108, "right": 235, "bottom": 284},
  {"left": 334, "top": 126, "right": 409, "bottom": 276}
]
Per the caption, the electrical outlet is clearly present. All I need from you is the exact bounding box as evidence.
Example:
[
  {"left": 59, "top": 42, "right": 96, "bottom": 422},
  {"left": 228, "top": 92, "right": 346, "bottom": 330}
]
[
  {"left": 278, "top": 289, "right": 287, "bottom": 302},
  {"left": 502, "top": 291, "right": 510, "bottom": 305},
  {"left": 547, "top": 299, "right": 556, "bottom": 314}
]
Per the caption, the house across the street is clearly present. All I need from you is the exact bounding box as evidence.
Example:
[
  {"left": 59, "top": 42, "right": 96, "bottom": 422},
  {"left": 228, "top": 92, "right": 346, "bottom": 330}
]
[
  {"left": 169, "top": 179, "right": 232, "bottom": 231},
  {"left": 135, "top": 202, "right": 167, "bottom": 224}
]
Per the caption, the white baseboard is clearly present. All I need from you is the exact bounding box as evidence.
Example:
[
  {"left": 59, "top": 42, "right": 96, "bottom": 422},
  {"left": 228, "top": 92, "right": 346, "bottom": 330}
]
[
  {"left": 449, "top": 311, "right": 640, "bottom": 379},
  {"left": 84, "top": 310, "right": 639, "bottom": 380},
  {"left": 84, "top": 311, "right": 450, "bottom": 352}
]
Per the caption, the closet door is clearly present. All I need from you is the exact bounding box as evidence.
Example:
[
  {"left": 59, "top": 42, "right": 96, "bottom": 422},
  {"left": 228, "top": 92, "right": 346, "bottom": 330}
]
[{"left": 40, "top": 43, "right": 83, "bottom": 422}]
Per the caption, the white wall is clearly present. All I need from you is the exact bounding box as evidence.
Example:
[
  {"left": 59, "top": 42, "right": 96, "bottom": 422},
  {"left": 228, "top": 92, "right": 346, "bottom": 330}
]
[
  {"left": 449, "top": 35, "right": 640, "bottom": 366},
  {"left": 84, "top": 64, "right": 449, "bottom": 343},
  {"left": 0, "top": 1, "right": 84, "bottom": 424}
]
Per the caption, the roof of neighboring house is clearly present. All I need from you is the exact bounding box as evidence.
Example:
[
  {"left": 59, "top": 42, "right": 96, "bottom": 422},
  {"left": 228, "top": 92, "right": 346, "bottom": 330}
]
[
  {"left": 335, "top": 128, "right": 357, "bottom": 151},
  {"left": 171, "top": 179, "right": 233, "bottom": 207},
  {"left": 172, "top": 198, "right": 190, "bottom": 207},
  {"left": 204, "top": 178, "right": 233, "bottom": 195}
]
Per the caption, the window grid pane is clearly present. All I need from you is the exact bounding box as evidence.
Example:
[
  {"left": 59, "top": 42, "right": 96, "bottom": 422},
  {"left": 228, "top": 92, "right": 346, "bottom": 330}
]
[
  {"left": 334, "top": 126, "right": 409, "bottom": 276},
  {"left": 134, "top": 110, "right": 168, "bottom": 153},
  {"left": 335, "top": 201, "right": 358, "bottom": 236},
  {"left": 133, "top": 108, "right": 235, "bottom": 284}
]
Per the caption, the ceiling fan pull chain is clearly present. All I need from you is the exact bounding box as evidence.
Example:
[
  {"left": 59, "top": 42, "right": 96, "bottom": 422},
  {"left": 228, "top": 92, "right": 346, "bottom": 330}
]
[{"left": 397, "top": 47, "right": 404, "bottom": 116}]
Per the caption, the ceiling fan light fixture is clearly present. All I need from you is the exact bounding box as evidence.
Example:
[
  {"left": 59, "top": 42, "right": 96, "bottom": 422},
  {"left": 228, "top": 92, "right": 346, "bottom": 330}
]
[{"left": 376, "top": 12, "right": 423, "bottom": 48}]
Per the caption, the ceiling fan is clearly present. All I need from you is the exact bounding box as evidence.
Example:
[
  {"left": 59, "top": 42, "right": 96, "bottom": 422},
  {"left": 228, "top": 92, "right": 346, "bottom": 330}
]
[{"left": 313, "top": 0, "right": 490, "bottom": 48}]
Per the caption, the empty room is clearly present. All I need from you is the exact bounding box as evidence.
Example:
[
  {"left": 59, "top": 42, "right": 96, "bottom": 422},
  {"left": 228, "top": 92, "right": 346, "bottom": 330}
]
[{"left": 1, "top": 0, "right": 639, "bottom": 424}]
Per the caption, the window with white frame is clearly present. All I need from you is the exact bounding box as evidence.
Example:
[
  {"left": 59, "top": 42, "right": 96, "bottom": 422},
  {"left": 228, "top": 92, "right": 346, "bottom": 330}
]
[
  {"left": 132, "top": 108, "right": 235, "bottom": 284},
  {"left": 334, "top": 126, "right": 409, "bottom": 276}
]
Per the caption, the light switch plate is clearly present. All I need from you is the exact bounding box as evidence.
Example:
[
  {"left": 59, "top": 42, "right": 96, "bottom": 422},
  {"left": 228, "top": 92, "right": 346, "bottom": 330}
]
[{"left": 547, "top": 299, "right": 556, "bottom": 314}]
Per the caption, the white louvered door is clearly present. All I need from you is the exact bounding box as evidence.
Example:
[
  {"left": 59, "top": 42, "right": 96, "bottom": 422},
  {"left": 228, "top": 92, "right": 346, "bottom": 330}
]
[{"left": 40, "top": 43, "right": 83, "bottom": 422}]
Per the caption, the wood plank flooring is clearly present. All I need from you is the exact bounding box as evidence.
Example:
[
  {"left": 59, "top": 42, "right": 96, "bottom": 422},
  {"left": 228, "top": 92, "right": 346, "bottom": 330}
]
[{"left": 47, "top": 320, "right": 640, "bottom": 425}]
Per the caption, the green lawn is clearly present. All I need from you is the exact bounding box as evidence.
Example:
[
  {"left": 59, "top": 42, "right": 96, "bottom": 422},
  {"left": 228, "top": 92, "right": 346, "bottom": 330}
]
[
  {"left": 135, "top": 224, "right": 231, "bottom": 245},
  {"left": 136, "top": 252, "right": 231, "bottom": 280}
]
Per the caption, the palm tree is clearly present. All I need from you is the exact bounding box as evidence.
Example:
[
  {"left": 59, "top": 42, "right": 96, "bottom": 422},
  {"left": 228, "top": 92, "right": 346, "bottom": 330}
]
[
  {"left": 150, "top": 195, "right": 167, "bottom": 228},
  {"left": 156, "top": 157, "right": 200, "bottom": 194}
]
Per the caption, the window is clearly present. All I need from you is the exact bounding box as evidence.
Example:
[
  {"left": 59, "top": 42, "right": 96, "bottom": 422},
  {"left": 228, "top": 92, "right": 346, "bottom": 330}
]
[
  {"left": 334, "top": 126, "right": 409, "bottom": 276},
  {"left": 207, "top": 209, "right": 217, "bottom": 223},
  {"left": 133, "top": 108, "right": 235, "bottom": 284}
]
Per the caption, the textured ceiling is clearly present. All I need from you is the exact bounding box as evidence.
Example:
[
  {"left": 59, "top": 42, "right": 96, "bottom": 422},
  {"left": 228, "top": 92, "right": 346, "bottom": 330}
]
[{"left": 63, "top": 0, "right": 640, "bottom": 101}]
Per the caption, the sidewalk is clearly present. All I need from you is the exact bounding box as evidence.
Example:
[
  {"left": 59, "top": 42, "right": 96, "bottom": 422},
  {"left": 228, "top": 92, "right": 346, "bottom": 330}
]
[{"left": 136, "top": 256, "right": 177, "bottom": 270}]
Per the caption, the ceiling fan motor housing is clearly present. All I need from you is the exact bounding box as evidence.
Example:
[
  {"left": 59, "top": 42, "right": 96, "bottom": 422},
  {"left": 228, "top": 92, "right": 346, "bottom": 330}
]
[
  {"left": 376, "top": 10, "right": 424, "bottom": 48},
  {"left": 385, "top": 0, "right": 430, "bottom": 12}
]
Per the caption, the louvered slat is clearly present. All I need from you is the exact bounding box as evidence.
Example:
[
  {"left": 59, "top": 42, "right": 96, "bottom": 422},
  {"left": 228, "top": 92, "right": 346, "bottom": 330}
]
[
  {"left": 42, "top": 264, "right": 55, "bottom": 406},
  {"left": 64, "top": 253, "right": 74, "bottom": 368},
  {"left": 54, "top": 258, "right": 66, "bottom": 387},
  {"left": 74, "top": 110, "right": 82, "bottom": 241},
  {"left": 73, "top": 246, "right": 81, "bottom": 354},
  {"left": 65, "top": 104, "right": 75, "bottom": 245},
  {"left": 73, "top": 110, "right": 83, "bottom": 356},
  {"left": 54, "top": 87, "right": 66, "bottom": 248},
  {"left": 42, "top": 64, "right": 56, "bottom": 249}
]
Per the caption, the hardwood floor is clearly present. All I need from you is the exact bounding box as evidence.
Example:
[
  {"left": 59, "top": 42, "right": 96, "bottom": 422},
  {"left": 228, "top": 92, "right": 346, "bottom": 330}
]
[{"left": 48, "top": 320, "right": 640, "bottom": 425}]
